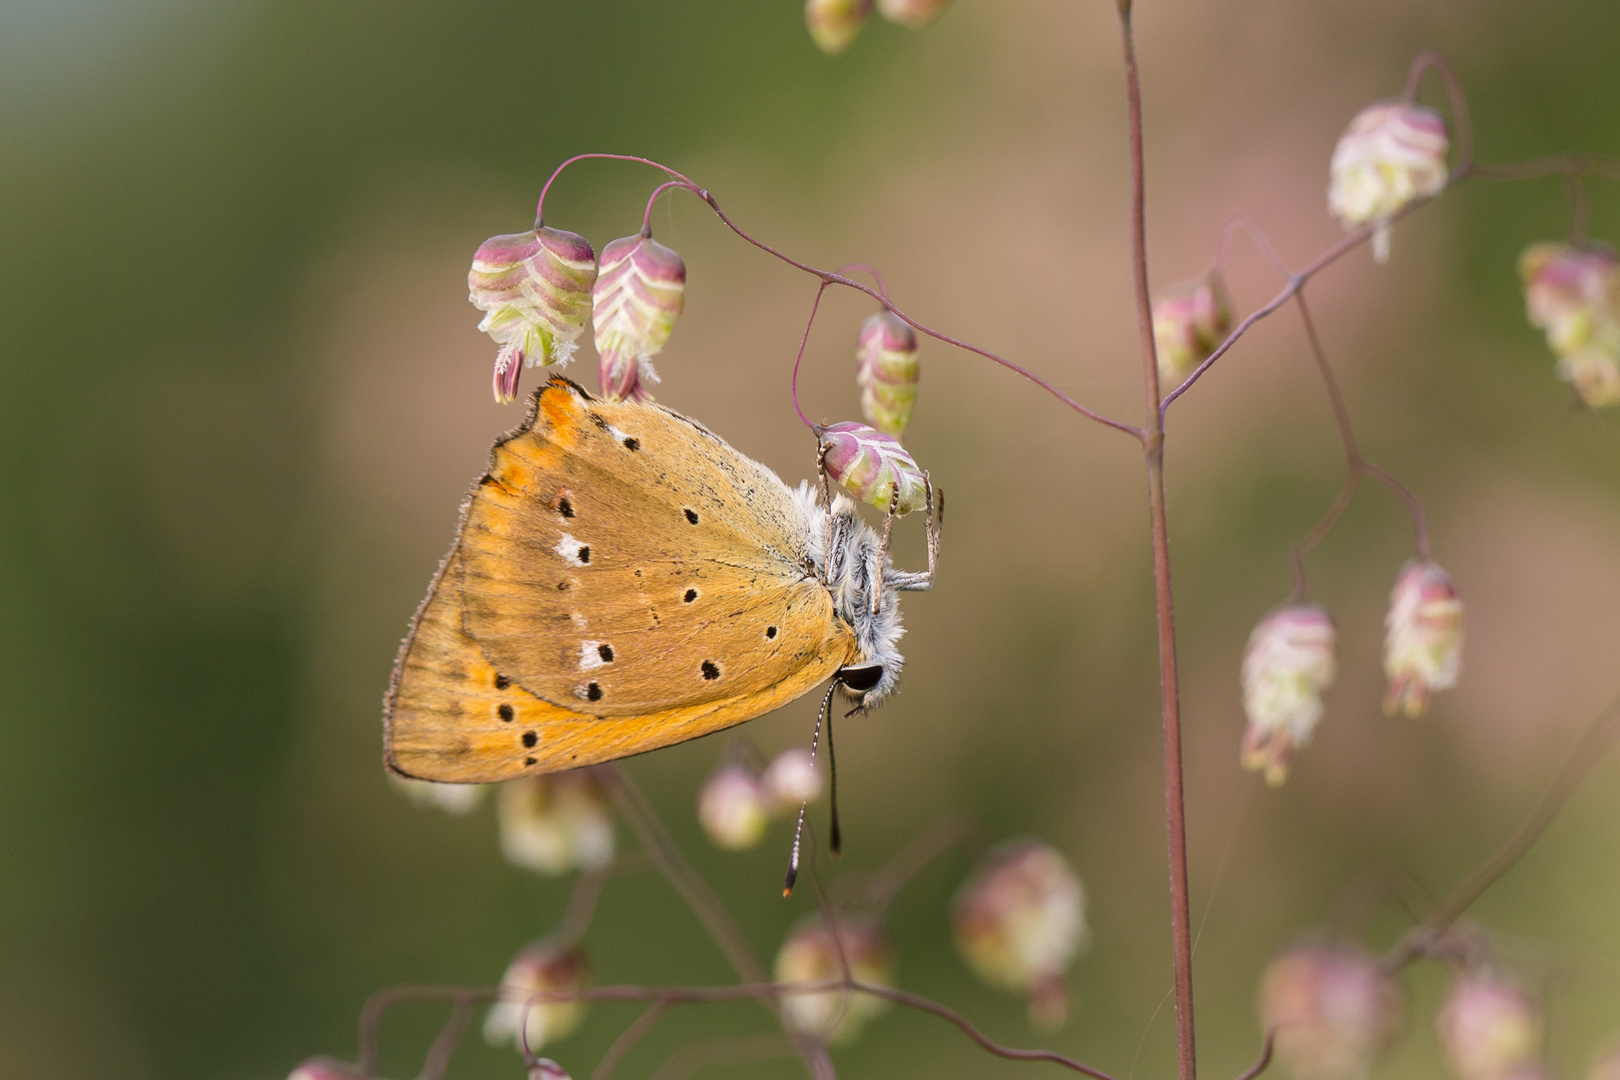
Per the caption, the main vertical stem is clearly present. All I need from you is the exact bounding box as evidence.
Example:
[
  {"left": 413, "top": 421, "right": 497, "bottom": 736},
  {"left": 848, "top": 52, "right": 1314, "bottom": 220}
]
[{"left": 1118, "top": 6, "right": 1197, "bottom": 1080}]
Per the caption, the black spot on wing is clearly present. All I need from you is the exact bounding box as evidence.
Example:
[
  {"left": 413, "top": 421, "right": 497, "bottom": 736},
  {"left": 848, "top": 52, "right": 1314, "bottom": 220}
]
[
  {"left": 498, "top": 704, "right": 514, "bottom": 722},
  {"left": 522, "top": 730, "right": 538, "bottom": 748},
  {"left": 701, "top": 661, "right": 720, "bottom": 681}
]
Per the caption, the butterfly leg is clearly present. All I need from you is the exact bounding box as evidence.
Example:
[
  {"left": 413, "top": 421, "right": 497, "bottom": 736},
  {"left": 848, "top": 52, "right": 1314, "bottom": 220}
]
[
  {"left": 888, "top": 475, "right": 942, "bottom": 592},
  {"left": 816, "top": 440, "right": 834, "bottom": 587},
  {"left": 870, "top": 482, "right": 900, "bottom": 615}
]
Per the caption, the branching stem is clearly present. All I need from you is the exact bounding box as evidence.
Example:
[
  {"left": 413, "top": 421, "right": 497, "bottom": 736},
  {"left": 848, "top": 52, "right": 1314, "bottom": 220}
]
[{"left": 1287, "top": 293, "right": 1430, "bottom": 600}]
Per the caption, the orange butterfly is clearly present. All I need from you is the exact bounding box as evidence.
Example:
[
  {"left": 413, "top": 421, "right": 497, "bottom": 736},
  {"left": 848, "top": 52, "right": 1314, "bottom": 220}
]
[{"left": 384, "top": 377, "right": 940, "bottom": 783}]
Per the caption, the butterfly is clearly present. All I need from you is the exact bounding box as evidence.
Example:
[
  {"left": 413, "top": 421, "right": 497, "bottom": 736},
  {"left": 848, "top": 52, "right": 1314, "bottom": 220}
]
[{"left": 384, "top": 376, "right": 941, "bottom": 784}]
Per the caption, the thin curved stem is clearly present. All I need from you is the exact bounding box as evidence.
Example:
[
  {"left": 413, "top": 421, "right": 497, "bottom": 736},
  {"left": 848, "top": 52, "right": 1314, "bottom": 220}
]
[
  {"left": 857, "top": 981, "right": 1120, "bottom": 1080},
  {"left": 1360, "top": 462, "right": 1431, "bottom": 560},
  {"left": 536, "top": 154, "right": 696, "bottom": 225},
  {"left": 649, "top": 1035, "right": 794, "bottom": 1080},
  {"left": 1230, "top": 1031, "right": 1276, "bottom": 1080},
  {"left": 1472, "top": 153, "right": 1620, "bottom": 183},
  {"left": 642, "top": 179, "right": 704, "bottom": 234},
  {"left": 1403, "top": 50, "right": 1474, "bottom": 176},
  {"left": 791, "top": 282, "right": 832, "bottom": 430},
  {"left": 836, "top": 814, "right": 982, "bottom": 915},
  {"left": 599, "top": 765, "right": 769, "bottom": 987},
  {"left": 835, "top": 262, "right": 889, "bottom": 299},
  {"left": 1287, "top": 286, "right": 1430, "bottom": 599},
  {"left": 687, "top": 189, "right": 1143, "bottom": 438},
  {"left": 1217, "top": 214, "right": 1292, "bottom": 279},
  {"left": 417, "top": 995, "right": 475, "bottom": 1080},
  {"left": 359, "top": 976, "right": 1119, "bottom": 1080},
  {"left": 1563, "top": 173, "right": 1590, "bottom": 243},
  {"left": 537, "top": 153, "right": 1140, "bottom": 435},
  {"left": 1290, "top": 473, "right": 1360, "bottom": 603},
  {"left": 591, "top": 1000, "right": 671, "bottom": 1080},
  {"left": 1383, "top": 692, "right": 1620, "bottom": 972}
]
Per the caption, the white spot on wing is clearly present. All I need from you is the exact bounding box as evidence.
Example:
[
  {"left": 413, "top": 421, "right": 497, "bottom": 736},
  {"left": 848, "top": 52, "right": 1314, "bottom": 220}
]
[
  {"left": 579, "top": 640, "right": 605, "bottom": 671},
  {"left": 571, "top": 612, "right": 587, "bottom": 629},
  {"left": 555, "top": 533, "right": 589, "bottom": 567}
]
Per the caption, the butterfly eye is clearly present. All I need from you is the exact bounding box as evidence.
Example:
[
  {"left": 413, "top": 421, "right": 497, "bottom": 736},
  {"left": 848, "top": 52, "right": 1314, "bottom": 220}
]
[{"left": 838, "top": 664, "right": 884, "bottom": 692}]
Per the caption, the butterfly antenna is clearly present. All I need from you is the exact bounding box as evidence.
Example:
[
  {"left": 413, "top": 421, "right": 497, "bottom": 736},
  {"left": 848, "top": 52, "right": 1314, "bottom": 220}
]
[
  {"left": 827, "top": 701, "right": 841, "bottom": 856},
  {"left": 784, "top": 680, "right": 839, "bottom": 897}
]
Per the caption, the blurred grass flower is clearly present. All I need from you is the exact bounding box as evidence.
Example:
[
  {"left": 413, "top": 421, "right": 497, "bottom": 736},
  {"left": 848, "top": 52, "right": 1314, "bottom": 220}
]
[
  {"left": 1587, "top": 1044, "right": 1620, "bottom": 1080},
  {"left": 1257, "top": 941, "right": 1405, "bottom": 1080},
  {"left": 952, "top": 838, "right": 1088, "bottom": 1029},
  {"left": 287, "top": 1058, "right": 362, "bottom": 1080},
  {"left": 856, "top": 310, "right": 920, "bottom": 437},
  {"left": 1383, "top": 560, "right": 1463, "bottom": 718},
  {"left": 805, "top": 0, "right": 872, "bottom": 54},
  {"left": 1436, "top": 973, "right": 1543, "bottom": 1080},
  {"left": 877, "top": 0, "right": 951, "bottom": 29},
  {"left": 1328, "top": 102, "right": 1449, "bottom": 263},
  {"left": 774, "top": 914, "right": 895, "bottom": 1044},
  {"left": 592, "top": 231, "right": 686, "bottom": 401},
  {"left": 497, "top": 772, "right": 614, "bottom": 875},
  {"left": 387, "top": 773, "right": 487, "bottom": 814},
  {"left": 761, "top": 747, "right": 824, "bottom": 812},
  {"left": 470, "top": 228, "right": 598, "bottom": 403},
  {"left": 1152, "top": 269, "right": 1233, "bottom": 386},
  {"left": 484, "top": 942, "right": 590, "bottom": 1054},
  {"left": 1241, "top": 605, "right": 1338, "bottom": 785},
  {"left": 1519, "top": 241, "right": 1620, "bottom": 408},
  {"left": 697, "top": 765, "right": 770, "bottom": 851}
]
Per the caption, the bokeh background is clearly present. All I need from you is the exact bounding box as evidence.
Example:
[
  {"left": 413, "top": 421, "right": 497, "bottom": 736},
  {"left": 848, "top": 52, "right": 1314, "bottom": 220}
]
[{"left": 4, "top": 0, "right": 1620, "bottom": 1077}]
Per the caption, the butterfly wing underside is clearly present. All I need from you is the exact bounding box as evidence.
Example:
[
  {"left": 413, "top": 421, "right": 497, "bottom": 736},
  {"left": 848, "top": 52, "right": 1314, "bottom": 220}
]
[{"left": 385, "top": 378, "right": 858, "bottom": 783}]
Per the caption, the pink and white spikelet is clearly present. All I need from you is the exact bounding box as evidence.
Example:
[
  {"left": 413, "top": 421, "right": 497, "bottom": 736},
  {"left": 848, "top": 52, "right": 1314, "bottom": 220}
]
[
  {"left": 818, "top": 421, "right": 929, "bottom": 515},
  {"left": 1328, "top": 101, "right": 1449, "bottom": 263},
  {"left": 1241, "top": 605, "right": 1338, "bottom": 785},
  {"left": 1383, "top": 559, "right": 1463, "bottom": 718},
  {"left": 469, "top": 227, "right": 598, "bottom": 403},
  {"left": 591, "top": 231, "right": 687, "bottom": 401}
]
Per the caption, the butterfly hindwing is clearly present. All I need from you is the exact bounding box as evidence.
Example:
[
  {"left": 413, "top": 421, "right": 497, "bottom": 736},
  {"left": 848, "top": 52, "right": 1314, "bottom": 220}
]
[{"left": 384, "top": 378, "right": 859, "bottom": 782}]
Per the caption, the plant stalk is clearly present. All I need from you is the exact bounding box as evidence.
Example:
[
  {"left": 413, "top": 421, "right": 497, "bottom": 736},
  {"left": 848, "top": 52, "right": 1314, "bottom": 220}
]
[{"left": 1118, "top": 7, "right": 1197, "bottom": 1080}]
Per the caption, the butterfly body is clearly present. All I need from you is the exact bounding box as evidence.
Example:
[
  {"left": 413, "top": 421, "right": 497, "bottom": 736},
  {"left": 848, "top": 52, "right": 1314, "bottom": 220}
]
[{"left": 384, "top": 377, "right": 936, "bottom": 783}]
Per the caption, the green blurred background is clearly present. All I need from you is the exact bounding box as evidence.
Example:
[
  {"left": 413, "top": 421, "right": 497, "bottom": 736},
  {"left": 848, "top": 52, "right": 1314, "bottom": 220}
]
[{"left": 5, "top": 1, "right": 1620, "bottom": 1077}]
